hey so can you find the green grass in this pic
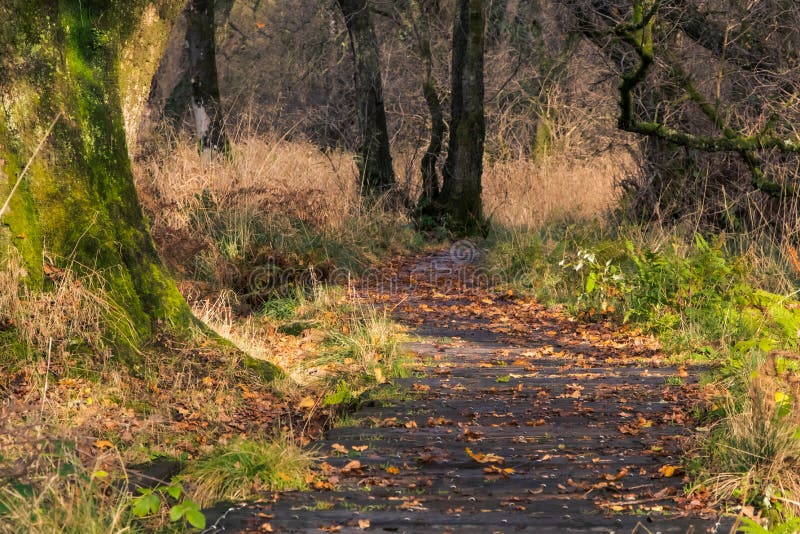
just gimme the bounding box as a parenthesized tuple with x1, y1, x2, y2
(182, 436, 313, 507)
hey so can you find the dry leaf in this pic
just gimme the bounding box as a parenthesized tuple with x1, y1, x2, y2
(658, 464, 681, 477)
(298, 396, 315, 409)
(341, 460, 362, 474)
(373, 367, 386, 384)
(465, 447, 504, 464)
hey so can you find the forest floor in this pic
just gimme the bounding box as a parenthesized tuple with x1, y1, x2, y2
(205, 247, 733, 533)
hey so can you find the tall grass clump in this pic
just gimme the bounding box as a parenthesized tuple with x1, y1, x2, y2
(701, 351, 800, 523)
(184, 435, 313, 507)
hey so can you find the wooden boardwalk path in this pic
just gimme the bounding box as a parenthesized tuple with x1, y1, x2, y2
(205, 249, 729, 533)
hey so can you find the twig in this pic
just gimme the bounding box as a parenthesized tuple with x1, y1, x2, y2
(37, 337, 53, 439)
(0, 111, 63, 220)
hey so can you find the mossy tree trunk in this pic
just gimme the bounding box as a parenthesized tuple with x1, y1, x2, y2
(0, 0, 192, 351)
(186, 0, 227, 151)
(440, 0, 486, 234)
(336, 0, 397, 196)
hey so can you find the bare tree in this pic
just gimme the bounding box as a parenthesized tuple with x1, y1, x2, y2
(567, 0, 800, 233)
(186, 0, 227, 150)
(406, 0, 446, 207)
(337, 0, 397, 196)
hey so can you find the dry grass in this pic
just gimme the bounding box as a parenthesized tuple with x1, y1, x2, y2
(0, 250, 135, 382)
(137, 135, 360, 233)
(192, 283, 407, 399)
(482, 153, 627, 227)
(0, 447, 132, 534)
(135, 133, 419, 306)
(704, 353, 800, 517)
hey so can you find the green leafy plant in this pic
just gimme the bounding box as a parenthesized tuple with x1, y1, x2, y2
(131, 482, 206, 530)
(740, 514, 800, 533)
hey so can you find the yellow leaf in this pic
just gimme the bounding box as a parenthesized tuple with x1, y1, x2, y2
(776, 391, 791, 405)
(92, 470, 109, 479)
(298, 396, 315, 409)
(658, 464, 680, 477)
(93, 439, 114, 450)
(374, 367, 386, 384)
(386, 466, 400, 475)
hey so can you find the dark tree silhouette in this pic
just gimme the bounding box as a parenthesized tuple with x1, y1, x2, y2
(440, 0, 486, 233)
(337, 0, 396, 196)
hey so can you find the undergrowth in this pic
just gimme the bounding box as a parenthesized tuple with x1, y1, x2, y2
(1, 132, 420, 530)
(486, 222, 800, 527)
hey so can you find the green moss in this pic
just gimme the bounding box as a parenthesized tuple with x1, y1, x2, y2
(0, 1, 193, 356)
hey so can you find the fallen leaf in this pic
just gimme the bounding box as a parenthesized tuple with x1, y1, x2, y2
(357, 519, 371, 529)
(298, 396, 315, 409)
(341, 460, 362, 474)
(658, 464, 681, 478)
(465, 447, 504, 464)
(373, 367, 386, 384)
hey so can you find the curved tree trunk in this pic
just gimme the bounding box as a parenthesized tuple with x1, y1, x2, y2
(0, 0, 192, 352)
(440, 0, 486, 233)
(409, 0, 445, 207)
(336, 0, 396, 196)
(186, 0, 227, 150)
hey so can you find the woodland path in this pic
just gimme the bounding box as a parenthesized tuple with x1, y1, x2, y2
(205, 247, 731, 533)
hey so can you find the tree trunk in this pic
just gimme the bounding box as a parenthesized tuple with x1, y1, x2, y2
(440, 0, 486, 233)
(409, 0, 445, 207)
(337, 0, 396, 196)
(487, 0, 507, 46)
(186, 0, 227, 150)
(0, 0, 192, 352)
